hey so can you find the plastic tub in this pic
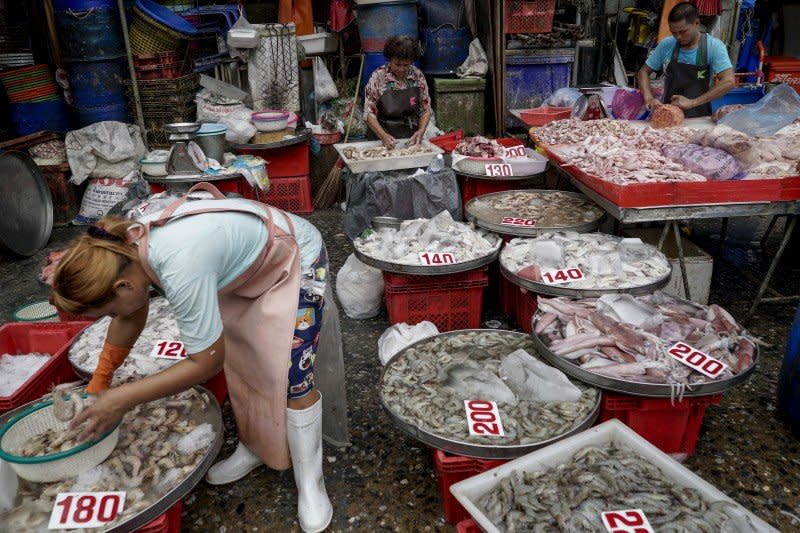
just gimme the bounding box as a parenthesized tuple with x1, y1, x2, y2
(67, 57, 128, 107)
(355, 0, 419, 52)
(420, 25, 471, 75)
(519, 106, 572, 126)
(195, 123, 227, 163)
(8, 100, 72, 135)
(140, 158, 168, 176)
(506, 149, 548, 175)
(710, 85, 766, 112)
(74, 102, 129, 127)
(54, 6, 125, 61)
(419, 0, 465, 27)
(252, 110, 290, 132)
(505, 49, 575, 112)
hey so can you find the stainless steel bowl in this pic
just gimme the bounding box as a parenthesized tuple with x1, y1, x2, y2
(164, 122, 201, 134)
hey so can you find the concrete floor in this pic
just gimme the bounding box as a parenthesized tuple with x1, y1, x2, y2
(1, 208, 798, 532)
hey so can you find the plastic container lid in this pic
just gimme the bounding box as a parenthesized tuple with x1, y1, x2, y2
(13, 301, 59, 322)
(197, 123, 227, 136)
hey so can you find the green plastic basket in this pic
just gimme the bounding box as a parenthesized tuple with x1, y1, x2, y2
(13, 301, 58, 322)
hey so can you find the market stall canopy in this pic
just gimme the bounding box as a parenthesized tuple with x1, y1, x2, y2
(0, 151, 53, 256)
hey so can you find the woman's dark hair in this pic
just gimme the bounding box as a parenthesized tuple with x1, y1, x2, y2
(668, 2, 699, 24)
(383, 35, 420, 61)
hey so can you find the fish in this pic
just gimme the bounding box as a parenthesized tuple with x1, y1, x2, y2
(381, 331, 599, 447)
(501, 232, 671, 290)
(477, 443, 748, 532)
(468, 191, 605, 229)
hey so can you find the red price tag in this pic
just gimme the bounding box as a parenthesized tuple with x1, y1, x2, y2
(485, 163, 514, 177)
(150, 340, 187, 360)
(418, 252, 456, 266)
(136, 202, 151, 215)
(541, 268, 584, 285)
(49, 492, 126, 529)
(505, 146, 527, 158)
(464, 400, 504, 437)
(667, 342, 728, 378)
(601, 509, 654, 533)
(500, 217, 537, 227)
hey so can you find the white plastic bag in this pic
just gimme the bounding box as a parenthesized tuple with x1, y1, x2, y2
(313, 57, 339, 103)
(335, 254, 384, 319)
(220, 108, 257, 144)
(457, 39, 488, 78)
(499, 349, 582, 402)
(378, 321, 439, 365)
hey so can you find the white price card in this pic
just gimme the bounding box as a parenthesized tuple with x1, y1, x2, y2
(49, 492, 126, 529)
(485, 163, 514, 177)
(136, 202, 151, 215)
(150, 340, 187, 360)
(601, 509, 655, 533)
(505, 146, 527, 158)
(464, 400, 505, 437)
(418, 252, 456, 266)
(541, 268, 585, 285)
(667, 342, 728, 378)
(500, 216, 537, 227)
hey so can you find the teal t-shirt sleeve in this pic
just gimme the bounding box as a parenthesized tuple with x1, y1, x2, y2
(163, 271, 224, 354)
(645, 37, 673, 72)
(708, 37, 733, 74)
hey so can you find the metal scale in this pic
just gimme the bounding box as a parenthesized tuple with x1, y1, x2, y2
(164, 122, 203, 175)
(571, 87, 610, 121)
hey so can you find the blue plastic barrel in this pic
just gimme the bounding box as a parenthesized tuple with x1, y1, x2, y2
(710, 85, 766, 112)
(67, 57, 127, 107)
(9, 100, 73, 135)
(505, 49, 575, 111)
(55, 7, 125, 61)
(74, 102, 129, 127)
(52, 0, 116, 9)
(419, 0, 464, 27)
(361, 53, 420, 92)
(420, 25, 471, 75)
(355, 0, 418, 53)
(778, 304, 800, 435)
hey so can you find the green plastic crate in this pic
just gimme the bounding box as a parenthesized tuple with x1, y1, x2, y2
(432, 77, 486, 136)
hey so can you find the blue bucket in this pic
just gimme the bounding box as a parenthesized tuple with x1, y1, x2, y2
(74, 102, 129, 127)
(52, 0, 116, 9)
(420, 25, 471, 75)
(419, 0, 464, 28)
(67, 57, 127, 107)
(778, 304, 800, 435)
(361, 53, 420, 92)
(9, 100, 73, 135)
(505, 49, 575, 110)
(55, 7, 125, 61)
(355, 0, 418, 53)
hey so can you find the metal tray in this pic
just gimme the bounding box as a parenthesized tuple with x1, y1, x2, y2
(465, 190, 604, 237)
(454, 167, 545, 181)
(334, 139, 444, 173)
(0, 151, 53, 256)
(144, 172, 245, 184)
(229, 127, 311, 150)
(0, 385, 223, 532)
(500, 260, 671, 298)
(379, 330, 601, 460)
(353, 236, 502, 275)
(530, 311, 759, 397)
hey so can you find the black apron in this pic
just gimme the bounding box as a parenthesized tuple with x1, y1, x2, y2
(367, 84, 421, 140)
(663, 34, 712, 118)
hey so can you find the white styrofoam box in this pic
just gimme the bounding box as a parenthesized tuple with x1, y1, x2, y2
(298, 33, 338, 55)
(450, 419, 778, 533)
(334, 140, 444, 173)
(624, 228, 713, 305)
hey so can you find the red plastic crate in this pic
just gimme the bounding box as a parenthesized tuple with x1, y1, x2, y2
(0, 321, 90, 413)
(500, 275, 519, 318)
(504, 0, 556, 34)
(433, 449, 507, 524)
(519, 106, 572, 126)
(236, 140, 310, 178)
(133, 51, 181, 67)
(430, 129, 464, 152)
(203, 368, 228, 405)
(135, 62, 190, 80)
(599, 392, 722, 455)
(495, 137, 524, 148)
(457, 519, 481, 533)
(136, 499, 183, 533)
(261, 175, 313, 215)
(148, 176, 257, 200)
(383, 269, 489, 332)
(515, 290, 539, 333)
(782, 176, 800, 200)
(765, 59, 800, 93)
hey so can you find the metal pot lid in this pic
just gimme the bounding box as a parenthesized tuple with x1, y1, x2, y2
(0, 151, 53, 256)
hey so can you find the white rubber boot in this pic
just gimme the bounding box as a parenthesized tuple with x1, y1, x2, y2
(205, 440, 263, 485)
(287, 397, 333, 533)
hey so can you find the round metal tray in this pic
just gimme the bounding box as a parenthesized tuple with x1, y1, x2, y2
(0, 151, 53, 256)
(500, 260, 671, 298)
(453, 167, 545, 181)
(465, 190, 604, 237)
(229, 127, 311, 150)
(353, 236, 502, 275)
(143, 172, 245, 184)
(0, 385, 223, 532)
(379, 329, 602, 459)
(530, 311, 760, 397)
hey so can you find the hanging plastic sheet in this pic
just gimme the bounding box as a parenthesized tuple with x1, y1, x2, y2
(719, 84, 800, 137)
(330, 0, 355, 32)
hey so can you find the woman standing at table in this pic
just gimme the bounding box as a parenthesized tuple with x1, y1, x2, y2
(363, 35, 432, 149)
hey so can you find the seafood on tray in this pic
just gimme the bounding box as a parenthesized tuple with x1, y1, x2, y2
(2, 389, 216, 533)
(69, 297, 182, 379)
(468, 191, 604, 228)
(478, 443, 747, 532)
(501, 232, 671, 290)
(532, 118, 693, 148)
(454, 136, 507, 158)
(534, 292, 758, 391)
(341, 143, 434, 161)
(354, 210, 500, 266)
(381, 331, 599, 446)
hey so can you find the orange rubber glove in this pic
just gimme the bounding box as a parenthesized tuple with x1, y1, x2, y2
(86, 342, 132, 394)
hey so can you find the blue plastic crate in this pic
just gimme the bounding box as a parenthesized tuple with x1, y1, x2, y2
(710, 85, 765, 112)
(505, 49, 574, 122)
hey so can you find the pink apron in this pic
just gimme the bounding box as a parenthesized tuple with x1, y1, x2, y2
(130, 182, 301, 470)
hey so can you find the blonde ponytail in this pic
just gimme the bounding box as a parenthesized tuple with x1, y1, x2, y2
(51, 217, 141, 315)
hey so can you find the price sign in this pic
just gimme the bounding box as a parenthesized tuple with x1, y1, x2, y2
(464, 400, 505, 437)
(418, 252, 456, 266)
(601, 509, 654, 533)
(505, 146, 527, 158)
(541, 268, 585, 285)
(150, 340, 187, 360)
(49, 492, 126, 529)
(667, 342, 727, 378)
(500, 217, 537, 227)
(136, 202, 151, 215)
(485, 163, 514, 177)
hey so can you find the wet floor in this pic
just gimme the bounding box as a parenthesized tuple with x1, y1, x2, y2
(1, 208, 798, 532)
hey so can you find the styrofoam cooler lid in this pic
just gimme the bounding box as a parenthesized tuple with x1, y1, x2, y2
(0, 152, 53, 256)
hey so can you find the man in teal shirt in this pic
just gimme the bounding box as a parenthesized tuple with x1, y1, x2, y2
(637, 2, 735, 117)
